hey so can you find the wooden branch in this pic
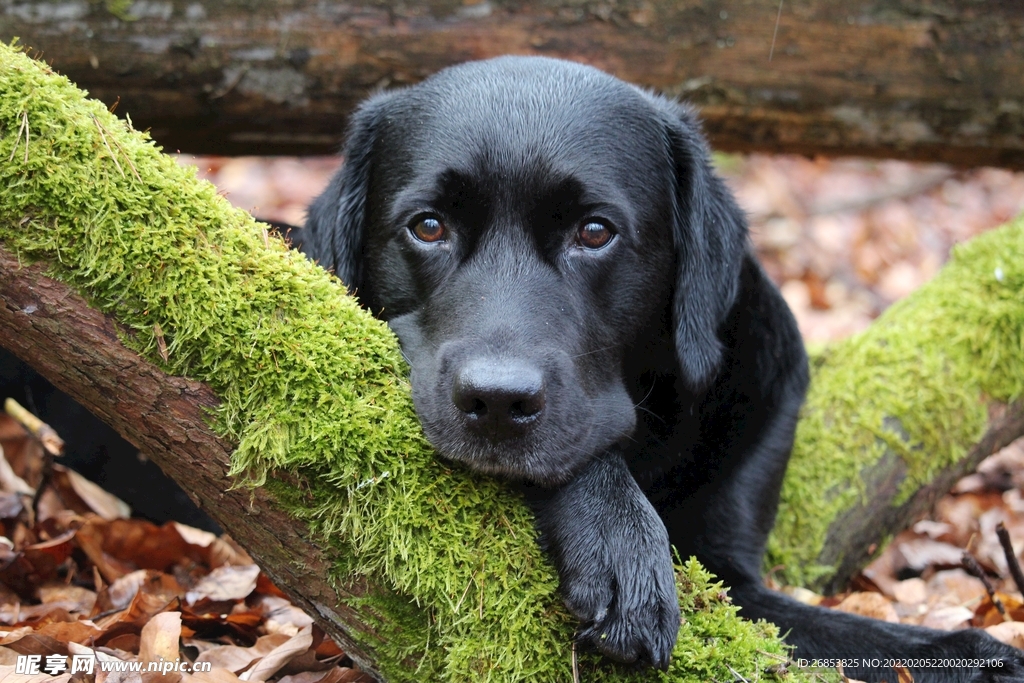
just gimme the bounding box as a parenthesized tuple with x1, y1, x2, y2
(816, 401, 1024, 595)
(0, 247, 386, 681)
(5, 0, 1023, 167)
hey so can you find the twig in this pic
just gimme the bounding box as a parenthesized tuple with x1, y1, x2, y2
(5, 397, 64, 456)
(106, 129, 141, 181)
(962, 551, 1006, 617)
(727, 663, 751, 682)
(31, 444, 54, 520)
(92, 115, 125, 178)
(768, 0, 784, 62)
(7, 111, 29, 163)
(21, 111, 28, 163)
(996, 522, 1024, 596)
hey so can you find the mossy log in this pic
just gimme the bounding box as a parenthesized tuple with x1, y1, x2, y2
(767, 219, 1024, 593)
(0, 43, 817, 683)
(2, 0, 1024, 167)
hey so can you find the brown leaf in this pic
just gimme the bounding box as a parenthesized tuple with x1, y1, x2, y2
(894, 538, 967, 573)
(139, 611, 182, 663)
(206, 536, 254, 569)
(196, 633, 291, 672)
(172, 524, 217, 549)
(890, 578, 927, 606)
(985, 621, 1024, 648)
(239, 626, 313, 682)
(0, 433, 37, 495)
(24, 529, 76, 565)
(98, 570, 184, 616)
(95, 520, 198, 573)
(833, 591, 900, 623)
(61, 467, 131, 520)
(139, 611, 183, 683)
(921, 605, 974, 630)
(76, 518, 134, 582)
(186, 565, 260, 604)
(196, 644, 265, 674)
(974, 592, 1024, 627)
(0, 665, 71, 683)
(104, 633, 142, 654)
(0, 492, 24, 518)
(182, 669, 244, 683)
(0, 631, 67, 656)
(34, 619, 104, 644)
(925, 569, 989, 606)
(254, 596, 313, 637)
(38, 583, 97, 614)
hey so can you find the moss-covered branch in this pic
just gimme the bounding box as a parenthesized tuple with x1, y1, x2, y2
(0, 43, 811, 682)
(768, 219, 1024, 592)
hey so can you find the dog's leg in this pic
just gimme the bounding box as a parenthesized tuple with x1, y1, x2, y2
(525, 451, 680, 670)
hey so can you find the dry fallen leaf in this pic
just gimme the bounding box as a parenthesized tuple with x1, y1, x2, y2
(61, 466, 131, 520)
(890, 578, 927, 605)
(196, 633, 292, 672)
(239, 626, 314, 682)
(37, 583, 97, 614)
(186, 565, 260, 605)
(0, 665, 71, 682)
(182, 669, 245, 683)
(139, 611, 182, 664)
(833, 592, 900, 623)
(921, 605, 974, 631)
(986, 621, 1024, 648)
(174, 524, 218, 549)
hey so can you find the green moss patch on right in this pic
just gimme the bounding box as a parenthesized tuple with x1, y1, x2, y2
(769, 217, 1024, 589)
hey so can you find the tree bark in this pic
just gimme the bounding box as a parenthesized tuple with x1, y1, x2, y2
(3, 0, 1022, 167)
(814, 402, 1024, 595)
(0, 248, 387, 682)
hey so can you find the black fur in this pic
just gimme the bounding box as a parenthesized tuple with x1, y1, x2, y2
(303, 56, 1024, 681)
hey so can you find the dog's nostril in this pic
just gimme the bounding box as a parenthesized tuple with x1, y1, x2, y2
(509, 397, 543, 421)
(451, 359, 546, 433)
(469, 398, 488, 417)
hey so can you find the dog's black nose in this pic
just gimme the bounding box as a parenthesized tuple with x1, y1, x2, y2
(452, 359, 545, 434)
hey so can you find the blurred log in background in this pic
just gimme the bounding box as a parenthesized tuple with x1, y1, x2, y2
(2, 0, 1023, 167)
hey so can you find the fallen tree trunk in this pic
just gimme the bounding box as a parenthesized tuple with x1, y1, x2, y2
(0, 248, 388, 679)
(0, 43, 811, 683)
(2, 0, 1023, 167)
(766, 215, 1024, 593)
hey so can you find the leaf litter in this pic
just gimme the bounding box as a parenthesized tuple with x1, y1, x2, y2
(0, 414, 371, 683)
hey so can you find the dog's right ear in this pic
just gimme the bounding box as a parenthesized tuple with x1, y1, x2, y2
(305, 92, 393, 293)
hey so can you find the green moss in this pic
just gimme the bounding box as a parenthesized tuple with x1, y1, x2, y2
(768, 216, 1024, 588)
(0, 43, 822, 681)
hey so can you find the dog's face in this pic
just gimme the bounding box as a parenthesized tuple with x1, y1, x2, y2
(306, 57, 745, 486)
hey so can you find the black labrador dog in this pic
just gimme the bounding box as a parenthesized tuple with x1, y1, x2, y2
(298, 57, 1024, 682)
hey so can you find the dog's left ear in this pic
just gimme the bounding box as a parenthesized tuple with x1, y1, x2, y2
(653, 98, 748, 390)
(305, 91, 395, 293)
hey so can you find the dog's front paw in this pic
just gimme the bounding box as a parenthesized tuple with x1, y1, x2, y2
(530, 452, 681, 669)
(559, 527, 680, 669)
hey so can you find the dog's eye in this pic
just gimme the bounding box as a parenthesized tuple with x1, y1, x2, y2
(410, 216, 447, 243)
(577, 221, 614, 250)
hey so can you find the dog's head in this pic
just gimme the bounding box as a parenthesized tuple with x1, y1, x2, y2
(306, 57, 746, 485)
